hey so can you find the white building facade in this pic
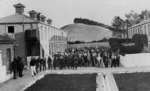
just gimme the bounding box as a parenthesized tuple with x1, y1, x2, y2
(0, 3, 67, 71)
(128, 20, 150, 51)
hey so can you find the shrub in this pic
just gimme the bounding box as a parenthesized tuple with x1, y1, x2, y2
(132, 34, 148, 47)
(109, 38, 131, 51)
(120, 43, 143, 54)
(109, 38, 120, 51)
(109, 37, 143, 54)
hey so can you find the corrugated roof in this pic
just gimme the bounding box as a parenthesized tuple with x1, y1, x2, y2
(0, 13, 38, 24)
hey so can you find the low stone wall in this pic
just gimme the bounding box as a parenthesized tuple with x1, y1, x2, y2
(120, 53, 150, 67)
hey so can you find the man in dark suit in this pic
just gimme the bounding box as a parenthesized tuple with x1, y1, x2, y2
(11, 57, 17, 79)
(16, 56, 24, 77)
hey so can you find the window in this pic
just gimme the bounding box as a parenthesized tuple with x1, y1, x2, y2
(144, 25, 147, 34)
(41, 26, 43, 40)
(140, 26, 143, 34)
(148, 24, 150, 36)
(8, 26, 14, 33)
(6, 48, 11, 73)
(138, 28, 140, 34)
(131, 29, 133, 36)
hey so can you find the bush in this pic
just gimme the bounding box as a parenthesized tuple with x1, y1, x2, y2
(132, 34, 148, 47)
(67, 41, 85, 44)
(120, 43, 143, 54)
(109, 38, 120, 51)
(109, 37, 143, 54)
(109, 38, 132, 51)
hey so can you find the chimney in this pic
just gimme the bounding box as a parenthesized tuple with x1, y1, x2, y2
(28, 10, 37, 19)
(37, 12, 41, 21)
(41, 15, 46, 22)
(47, 19, 52, 25)
(13, 3, 25, 14)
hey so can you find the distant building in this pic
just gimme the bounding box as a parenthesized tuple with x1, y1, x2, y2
(128, 19, 150, 50)
(0, 3, 67, 66)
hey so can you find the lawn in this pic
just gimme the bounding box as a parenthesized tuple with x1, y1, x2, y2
(24, 74, 97, 91)
(114, 72, 150, 91)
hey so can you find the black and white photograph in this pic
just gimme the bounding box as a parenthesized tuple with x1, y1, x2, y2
(0, 0, 150, 91)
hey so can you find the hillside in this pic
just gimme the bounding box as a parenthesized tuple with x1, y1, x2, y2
(61, 24, 112, 42)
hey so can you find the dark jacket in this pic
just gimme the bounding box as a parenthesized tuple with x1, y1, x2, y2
(30, 58, 36, 66)
(10, 58, 17, 72)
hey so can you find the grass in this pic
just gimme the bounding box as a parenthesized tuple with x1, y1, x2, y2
(24, 74, 97, 91)
(114, 72, 150, 91)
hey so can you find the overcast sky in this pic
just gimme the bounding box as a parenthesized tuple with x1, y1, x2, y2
(0, 0, 149, 28)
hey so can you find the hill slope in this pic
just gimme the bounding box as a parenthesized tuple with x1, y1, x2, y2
(61, 24, 112, 42)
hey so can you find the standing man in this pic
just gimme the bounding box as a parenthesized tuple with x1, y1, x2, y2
(111, 52, 116, 67)
(43, 58, 46, 70)
(39, 58, 43, 71)
(96, 53, 101, 68)
(47, 56, 52, 69)
(36, 57, 40, 74)
(30, 57, 36, 77)
(11, 57, 17, 79)
(18, 56, 24, 77)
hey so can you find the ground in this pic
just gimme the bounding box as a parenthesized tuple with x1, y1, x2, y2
(24, 74, 96, 91)
(114, 72, 150, 91)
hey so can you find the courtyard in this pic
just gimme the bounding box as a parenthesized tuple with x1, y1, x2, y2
(1, 67, 150, 91)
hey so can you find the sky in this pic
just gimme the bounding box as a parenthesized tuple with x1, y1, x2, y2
(0, 0, 149, 28)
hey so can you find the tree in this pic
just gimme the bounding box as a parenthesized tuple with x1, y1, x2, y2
(111, 16, 126, 38)
(125, 10, 140, 26)
(112, 16, 126, 30)
(139, 10, 150, 21)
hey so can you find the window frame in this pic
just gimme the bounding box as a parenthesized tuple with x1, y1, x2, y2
(7, 26, 15, 33)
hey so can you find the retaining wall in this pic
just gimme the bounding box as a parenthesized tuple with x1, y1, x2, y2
(120, 53, 150, 67)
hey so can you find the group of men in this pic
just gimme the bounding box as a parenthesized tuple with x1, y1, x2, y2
(29, 57, 49, 77)
(11, 56, 24, 79)
(11, 46, 121, 78)
(51, 46, 121, 70)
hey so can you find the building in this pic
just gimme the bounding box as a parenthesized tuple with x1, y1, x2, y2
(0, 35, 14, 83)
(0, 3, 67, 66)
(128, 19, 150, 50)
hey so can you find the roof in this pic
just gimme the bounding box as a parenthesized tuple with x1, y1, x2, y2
(13, 3, 25, 8)
(129, 19, 150, 29)
(0, 13, 38, 24)
(28, 10, 37, 14)
(0, 35, 15, 44)
(0, 13, 64, 31)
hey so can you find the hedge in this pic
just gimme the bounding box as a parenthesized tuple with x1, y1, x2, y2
(109, 38, 132, 51)
(109, 34, 148, 54)
(120, 43, 143, 54)
(132, 34, 148, 47)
